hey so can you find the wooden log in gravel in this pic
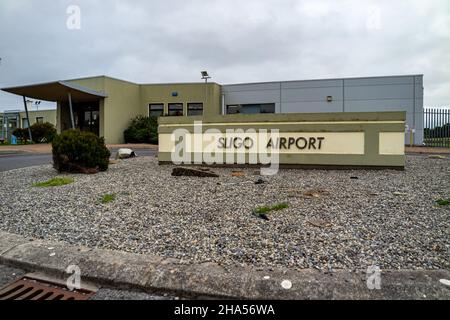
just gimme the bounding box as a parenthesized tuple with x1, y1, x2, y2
(171, 167, 219, 178)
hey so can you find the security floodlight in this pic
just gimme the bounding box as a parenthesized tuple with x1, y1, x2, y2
(201, 71, 211, 79)
(201, 71, 211, 109)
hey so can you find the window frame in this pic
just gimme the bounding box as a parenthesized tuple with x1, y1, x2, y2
(226, 103, 275, 114)
(187, 102, 203, 116)
(168, 103, 184, 116)
(22, 118, 30, 128)
(149, 103, 164, 117)
(35, 117, 44, 124)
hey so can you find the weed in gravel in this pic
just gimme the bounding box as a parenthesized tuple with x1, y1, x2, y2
(254, 202, 289, 214)
(101, 193, 116, 204)
(436, 198, 450, 206)
(33, 177, 74, 187)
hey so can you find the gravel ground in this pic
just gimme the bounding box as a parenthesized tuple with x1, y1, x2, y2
(0, 155, 449, 272)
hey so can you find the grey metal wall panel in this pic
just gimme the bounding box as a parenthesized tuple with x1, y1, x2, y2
(345, 84, 414, 100)
(414, 75, 423, 85)
(344, 99, 413, 112)
(222, 82, 280, 93)
(282, 101, 343, 113)
(281, 87, 343, 103)
(281, 79, 342, 89)
(223, 89, 280, 106)
(344, 76, 414, 86)
(222, 75, 424, 145)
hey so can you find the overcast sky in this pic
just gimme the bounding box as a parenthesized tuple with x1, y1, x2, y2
(0, 0, 449, 111)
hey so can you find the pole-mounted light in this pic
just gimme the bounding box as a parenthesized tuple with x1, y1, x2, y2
(201, 71, 211, 112)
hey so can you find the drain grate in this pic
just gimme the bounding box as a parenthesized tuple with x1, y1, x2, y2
(0, 277, 95, 300)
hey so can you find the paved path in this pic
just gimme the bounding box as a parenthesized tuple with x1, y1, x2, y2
(0, 149, 157, 172)
(0, 143, 157, 154)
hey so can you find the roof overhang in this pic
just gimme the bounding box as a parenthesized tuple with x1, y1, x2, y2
(1, 81, 107, 102)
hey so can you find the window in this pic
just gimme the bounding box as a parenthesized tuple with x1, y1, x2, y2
(187, 103, 203, 116)
(260, 104, 276, 113)
(36, 117, 44, 124)
(168, 103, 183, 116)
(22, 118, 29, 128)
(149, 104, 164, 117)
(226, 103, 275, 114)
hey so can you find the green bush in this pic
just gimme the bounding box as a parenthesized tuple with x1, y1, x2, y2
(124, 116, 158, 144)
(52, 129, 111, 173)
(12, 128, 30, 143)
(31, 122, 56, 143)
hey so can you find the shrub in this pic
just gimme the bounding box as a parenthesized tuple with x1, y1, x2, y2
(124, 116, 158, 144)
(12, 128, 30, 144)
(52, 129, 111, 173)
(31, 122, 57, 143)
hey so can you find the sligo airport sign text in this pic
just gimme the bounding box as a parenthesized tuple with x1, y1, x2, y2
(218, 136, 325, 151)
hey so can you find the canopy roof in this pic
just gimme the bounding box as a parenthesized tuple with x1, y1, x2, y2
(1, 81, 107, 102)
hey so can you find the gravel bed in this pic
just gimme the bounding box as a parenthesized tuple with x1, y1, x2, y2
(0, 155, 449, 271)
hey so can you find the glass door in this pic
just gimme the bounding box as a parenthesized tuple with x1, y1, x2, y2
(82, 110, 99, 135)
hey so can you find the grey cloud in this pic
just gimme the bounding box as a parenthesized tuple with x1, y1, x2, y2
(0, 0, 449, 110)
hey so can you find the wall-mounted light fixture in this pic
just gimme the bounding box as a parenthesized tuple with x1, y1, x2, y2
(327, 96, 333, 102)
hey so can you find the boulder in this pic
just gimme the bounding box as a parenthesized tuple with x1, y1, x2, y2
(171, 167, 219, 178)
(116, 148, 137, 159)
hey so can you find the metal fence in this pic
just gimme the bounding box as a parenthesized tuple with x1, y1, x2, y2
(423, 108, 450, 148)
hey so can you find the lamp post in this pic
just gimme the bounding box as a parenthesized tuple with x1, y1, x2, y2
(201, 71, 211, 111)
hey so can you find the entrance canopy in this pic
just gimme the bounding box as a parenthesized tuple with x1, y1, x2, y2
(1, 81, 107, 102)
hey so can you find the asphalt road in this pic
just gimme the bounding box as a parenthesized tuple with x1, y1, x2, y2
(0, 149, 156, 172)
(0, 264, 177, 300)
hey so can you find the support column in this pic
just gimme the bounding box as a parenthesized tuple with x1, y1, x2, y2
(68, 92, 75, 129)
(22, 96, 33, 142)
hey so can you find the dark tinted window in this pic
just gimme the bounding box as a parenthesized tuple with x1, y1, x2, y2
(149, 104, 164, 117)
(168, 103, 183, 116)
(187, 103, 203, 116)
(260, 104, 275, 113)
(226, 103, 275, 114)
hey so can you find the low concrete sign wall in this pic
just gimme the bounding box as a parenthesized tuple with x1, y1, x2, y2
(158, 112, 405, 169)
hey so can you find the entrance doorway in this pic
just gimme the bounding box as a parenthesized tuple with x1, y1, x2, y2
(72, 102, 100, 136)
(81, 109, 99, 135)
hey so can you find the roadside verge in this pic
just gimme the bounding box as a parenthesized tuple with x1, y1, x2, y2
(0, 231, 448, 299)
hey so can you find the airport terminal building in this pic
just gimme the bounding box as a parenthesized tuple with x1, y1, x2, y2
(1, 74, 423, 145)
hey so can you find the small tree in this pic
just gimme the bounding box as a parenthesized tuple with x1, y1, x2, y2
(124, 116, 158, 144)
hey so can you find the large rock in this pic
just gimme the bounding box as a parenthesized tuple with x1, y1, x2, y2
(171, 167, 219, 178)
(116, 148, 137, 159)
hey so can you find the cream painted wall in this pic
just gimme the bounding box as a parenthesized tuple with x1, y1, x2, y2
(58, 77, 222, 143)
(66, 76, 106, 92)
(379, 132, 405, 155)
(139, 83, 221, 118)
(18, 109, 57, 128)
(65, 76, 141, 144)
(159, 132, 366, 155)
(103, 77, 141, 144)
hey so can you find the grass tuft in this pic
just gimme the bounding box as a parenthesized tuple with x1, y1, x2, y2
(254, 202, 289, 214)
(33, 177, 74, 188)
(436, 198, 450, 206)
(100, 193, 116, 204)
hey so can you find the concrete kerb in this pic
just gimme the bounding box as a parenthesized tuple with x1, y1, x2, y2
(0, 231, 449, 299)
